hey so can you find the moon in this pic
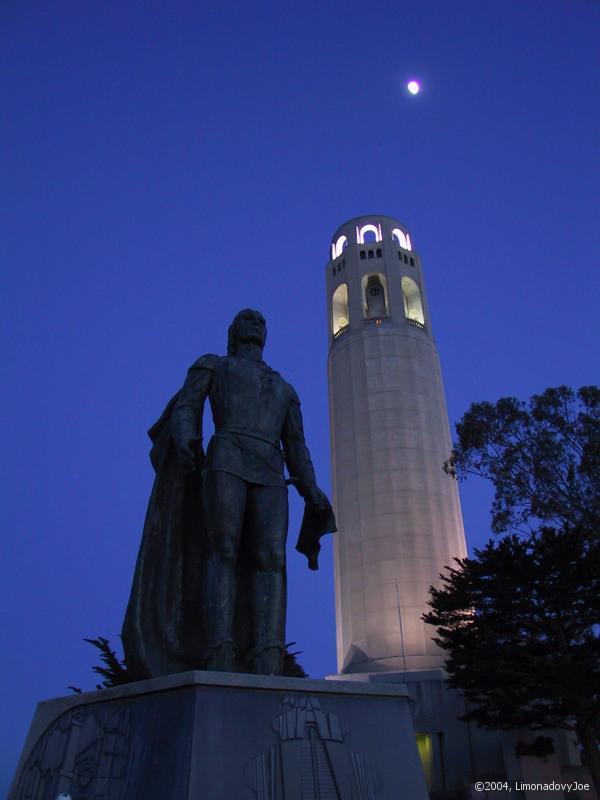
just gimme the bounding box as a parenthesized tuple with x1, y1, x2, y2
(407, 80, 420, 95)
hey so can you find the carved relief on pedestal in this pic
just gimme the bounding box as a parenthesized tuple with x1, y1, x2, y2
(14, 705, 131, 800)
(247, 694, 380, 800)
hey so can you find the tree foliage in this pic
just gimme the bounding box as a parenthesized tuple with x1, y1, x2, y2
(281, 642, 309, 678)
(424, 528, 599, 731)
(71, 637, 308, 692)
(444, 385, 599, 535)
(85, 637, 132, 689)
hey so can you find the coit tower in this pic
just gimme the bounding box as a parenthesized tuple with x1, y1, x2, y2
(326, 215, 467, 674)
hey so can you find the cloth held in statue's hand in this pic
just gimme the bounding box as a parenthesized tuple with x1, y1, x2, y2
(296, 504, 337, 571)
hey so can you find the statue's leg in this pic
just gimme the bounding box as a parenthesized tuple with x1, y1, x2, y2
(246, 485, 288, 675)
(202, 469, 247, 670)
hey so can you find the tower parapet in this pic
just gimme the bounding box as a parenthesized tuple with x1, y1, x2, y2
(327, 215, 428, 345)
(326, 215, 467, 674)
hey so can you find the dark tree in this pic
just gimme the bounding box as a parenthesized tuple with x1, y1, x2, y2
(85, 637, 132, 689)
(282, 642, 308, 678)
(424, 528, 600, 792)
(73, 637, 307, 691)
(427, 385, 600, 793)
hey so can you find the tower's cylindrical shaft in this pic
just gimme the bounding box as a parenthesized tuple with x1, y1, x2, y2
(326, 216, 467, 674)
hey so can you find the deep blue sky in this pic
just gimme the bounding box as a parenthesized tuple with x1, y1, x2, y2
(2, 1, 599, 791)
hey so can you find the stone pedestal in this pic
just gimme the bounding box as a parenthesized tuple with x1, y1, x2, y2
(10, 671, 429, 799)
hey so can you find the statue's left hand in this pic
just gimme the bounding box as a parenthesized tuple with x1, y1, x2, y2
(176, 437, 204, 472)
(305, 487, 331, 514)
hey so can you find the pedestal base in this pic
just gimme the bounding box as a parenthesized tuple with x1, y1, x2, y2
(10, 671, 428, 799)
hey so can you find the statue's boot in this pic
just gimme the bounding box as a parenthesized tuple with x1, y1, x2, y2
(201, 553, 240, 671)
(250, 569, 286, 675)
(204, 641, 237, 672)
(252, 643, 284, 676)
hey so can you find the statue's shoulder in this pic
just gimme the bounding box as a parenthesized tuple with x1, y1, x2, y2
(188, 353, 220, 372)
(282, 377, 301, 405)
(262, 363, 297, 400)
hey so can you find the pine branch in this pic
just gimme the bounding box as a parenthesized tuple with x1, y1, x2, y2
(84, 636, 133, 688)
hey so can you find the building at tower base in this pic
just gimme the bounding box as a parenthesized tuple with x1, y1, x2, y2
(337, 670, 593, 800)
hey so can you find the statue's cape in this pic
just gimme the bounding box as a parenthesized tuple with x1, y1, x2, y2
(122, 392, 206, 680)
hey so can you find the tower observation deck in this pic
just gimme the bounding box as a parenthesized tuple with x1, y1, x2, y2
(326, 215, 467, 674)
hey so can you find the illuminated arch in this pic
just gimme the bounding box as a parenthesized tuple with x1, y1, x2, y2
(402, 276, 425, 325)
(392, 228, 407, 249)
(356, 223, 382, 244)
(331, 234, 348, 260)
(332, 283, 349, 335)
(361, 273, 389, 318)
(392, 228, 412, 251)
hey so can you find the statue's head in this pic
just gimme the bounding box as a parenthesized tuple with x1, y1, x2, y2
(227, 309, 267, 355)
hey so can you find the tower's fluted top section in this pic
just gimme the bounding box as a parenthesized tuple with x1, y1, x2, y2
(329, 215, 413, 261)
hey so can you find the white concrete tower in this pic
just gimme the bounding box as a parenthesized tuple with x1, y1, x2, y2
(326, 215, 467, 674)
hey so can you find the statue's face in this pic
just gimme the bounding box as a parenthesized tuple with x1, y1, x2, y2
(232, 309, 267, 348)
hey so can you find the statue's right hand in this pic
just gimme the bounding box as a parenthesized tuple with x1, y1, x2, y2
(177, 439, 198, 471)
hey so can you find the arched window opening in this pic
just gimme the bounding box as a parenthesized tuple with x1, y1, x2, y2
(402, 276, 425, 325)
(356, 223, 382, 244)
(332, 283, 350, 336)
(392, 227, 412, 251)
(361, 273, 389, 319)
(331, 234, 348, 260)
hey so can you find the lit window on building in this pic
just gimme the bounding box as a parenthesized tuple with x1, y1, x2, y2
(361, 273, 389, 318)
(331, 283, 349, 335)
(402, 276, 425, 325)
(416, 733, 434, 789)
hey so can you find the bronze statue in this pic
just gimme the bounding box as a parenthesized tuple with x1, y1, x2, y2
(122, 310, 336, 678)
